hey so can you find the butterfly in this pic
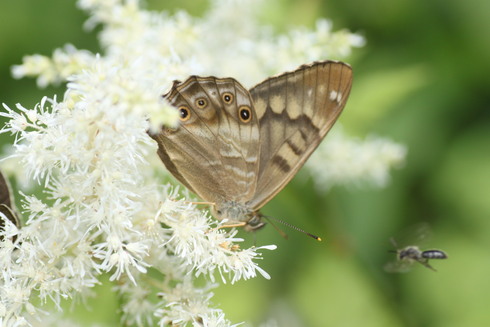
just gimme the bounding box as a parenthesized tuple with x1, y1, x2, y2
(150, 61, 353, 235)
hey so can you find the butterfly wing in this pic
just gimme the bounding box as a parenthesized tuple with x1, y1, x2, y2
(248, 61, 353, 209)
(150, 76, 260, 205)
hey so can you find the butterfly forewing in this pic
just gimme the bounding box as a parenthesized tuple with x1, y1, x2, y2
(154, 78, 229, 198)
(152, 76, 260, 205)
(213, 78, 260, 201)
(248, 61, 353, 209)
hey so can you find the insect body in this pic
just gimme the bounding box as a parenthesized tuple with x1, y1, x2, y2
(394, 244, 447, 271)
(385, 236, 448, 272)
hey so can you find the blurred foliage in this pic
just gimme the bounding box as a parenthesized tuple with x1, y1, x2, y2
(1, 0, 489, 326)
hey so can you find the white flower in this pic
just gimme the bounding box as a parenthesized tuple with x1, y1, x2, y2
(306, 127, 407, 191)
(117, 279, 158, 327)
(11, 44, 94, 88)
(155, 277, 241, 327)
(156, 198, 276, 284)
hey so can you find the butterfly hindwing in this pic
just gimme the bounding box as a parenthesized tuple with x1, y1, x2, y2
(248, 61, 353, 209)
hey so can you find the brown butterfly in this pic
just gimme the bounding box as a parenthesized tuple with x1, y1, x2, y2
(150, 61, 353, 234)
(0, 171, 21, 242)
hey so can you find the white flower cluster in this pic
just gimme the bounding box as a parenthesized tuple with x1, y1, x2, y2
(0, 0, 397, 326)
(306, 127, 407, 191)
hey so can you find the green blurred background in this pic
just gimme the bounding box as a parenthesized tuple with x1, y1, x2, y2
(1, 0, 489, 326)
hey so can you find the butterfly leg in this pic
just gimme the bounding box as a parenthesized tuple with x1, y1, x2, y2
(211, 222, 247, 230)
(184, 201, 216, 206)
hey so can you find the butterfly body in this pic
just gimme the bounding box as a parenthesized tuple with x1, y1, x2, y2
(212, 201, 264, 231)
(151, 61, 353, 230)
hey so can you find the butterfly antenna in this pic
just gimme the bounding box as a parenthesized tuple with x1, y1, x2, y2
(263, 215, 322, 241)
(263, 216, 289, 240)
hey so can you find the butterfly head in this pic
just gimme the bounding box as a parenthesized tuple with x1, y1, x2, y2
(243, 213, 266, 232)
(212, 201, 266, 232)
